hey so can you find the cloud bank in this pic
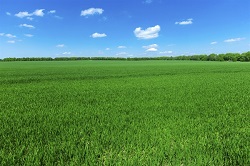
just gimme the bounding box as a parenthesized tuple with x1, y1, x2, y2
(143, 44, 158, 52)
(15, 9, 45, 18)
(175, 18, 193, 25)
(224, 38, 245, 42)
(134, 25, 160, 39)
(19, 24, 35, 29)
(81, 8, 104, 17)
(91, 33, 107, 38)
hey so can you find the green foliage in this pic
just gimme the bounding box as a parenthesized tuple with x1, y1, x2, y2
(1, 51, 250, 62)
(0, 61, 249, 165)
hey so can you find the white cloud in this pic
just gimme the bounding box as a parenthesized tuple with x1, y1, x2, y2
(15, 11, 32, 18)
(19, 24, 35, 29)
(146, 48, 157, 52)
(24, 34, 33, 37)
(48, 10, 56, 14)
(5, 34, 16, 38)
(56, 44, 65, 48)
(91, 32, 107, 38)
(175, 18, 193, 25)
(27, 17, 34, 21)
(224, 38, 245, 43)
(62, 52, 71, 55)
(6, 12, 11, 16)
(118, 46, 126, 49)
(143, 44, 158, 49)
(15, 9, 45, 18)
(47, 10, 63, 19)
(210, 41, 218, 45)
(116, 52, 128, 56)
(105, 48, 111, 51)
(0, 33, 17, 38)
(7, 40, 15, 44)
(143, 44, 158, 52)
(33, 9, 45, 17)
(160, 51, 173, 54)
(81, 8, 104, 17)
(134, 25, 160, 39)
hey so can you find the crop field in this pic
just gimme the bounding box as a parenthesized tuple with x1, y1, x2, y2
(0, 60, 249, 165)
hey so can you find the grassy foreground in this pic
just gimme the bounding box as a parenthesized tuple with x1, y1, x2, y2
(0, 60, 249, 165)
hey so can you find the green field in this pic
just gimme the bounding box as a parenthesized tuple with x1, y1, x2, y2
(0, 60, 249, 165)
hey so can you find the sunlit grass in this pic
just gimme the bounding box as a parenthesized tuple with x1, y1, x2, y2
(0, 61, 249, 165)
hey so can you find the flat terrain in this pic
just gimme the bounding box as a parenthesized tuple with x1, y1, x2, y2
(0, 60, 249, 165)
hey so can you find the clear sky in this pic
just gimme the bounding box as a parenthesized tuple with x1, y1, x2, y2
(0, 0, 250, 58)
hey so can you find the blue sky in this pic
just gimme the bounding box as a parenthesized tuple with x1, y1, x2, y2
(0, 0, 250, 58)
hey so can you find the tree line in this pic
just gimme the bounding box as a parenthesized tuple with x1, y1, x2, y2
(1, 51, 250, 62)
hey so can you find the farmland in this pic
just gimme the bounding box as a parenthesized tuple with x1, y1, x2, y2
(0, 60, 249, 165)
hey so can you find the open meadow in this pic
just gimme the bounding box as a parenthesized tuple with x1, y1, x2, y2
(0, 60, 249, 165)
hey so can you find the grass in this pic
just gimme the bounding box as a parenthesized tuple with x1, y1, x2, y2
(0, 60, 249, 165)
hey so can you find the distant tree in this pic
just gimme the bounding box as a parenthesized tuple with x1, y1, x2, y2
(216, 54, 224, 61)
(225, 53, 235, 62)
(1, 51, 250, 62)
(243, 51, 250, 62)
(3, 57, 16, 61)
(208, 54, 217, 61)
(200, 55, 208, 61)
